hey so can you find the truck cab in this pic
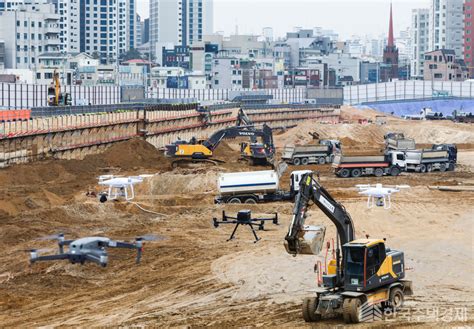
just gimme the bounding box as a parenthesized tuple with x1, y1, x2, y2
(290, 170, 313, 195)
(386, 151, 407, 169)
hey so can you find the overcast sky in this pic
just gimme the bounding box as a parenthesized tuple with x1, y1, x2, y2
(137, 0, 430, 39)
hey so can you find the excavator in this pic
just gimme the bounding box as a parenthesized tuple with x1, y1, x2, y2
(165, 109, 275, 167)
(47, 69, 71, 106)
(284, 172, 412, 323)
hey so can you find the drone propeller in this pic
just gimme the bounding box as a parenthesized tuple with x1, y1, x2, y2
(21, 248, 54, 253)
(37, 233, 65, 241)
(135, 234, 162, 241)
(395, 185, 410, 189)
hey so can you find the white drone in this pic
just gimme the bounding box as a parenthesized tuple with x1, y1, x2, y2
(98, 174, 153, 202)
(356, 183, 410, 209)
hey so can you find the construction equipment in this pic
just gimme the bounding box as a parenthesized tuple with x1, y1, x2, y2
(214, 169, 311, 204)
(213, 210, 278, 243)
(165, 124, 275, 167)
(47, 69, 71, 106)
(384, 132, 415, 150)
(332, 151, 406, 178)
(282, 140, 341, 166)
(285, 172, 412, 323)
(404, 148, 452, 173)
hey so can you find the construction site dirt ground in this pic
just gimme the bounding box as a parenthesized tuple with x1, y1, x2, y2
(0, 110, 473, 327)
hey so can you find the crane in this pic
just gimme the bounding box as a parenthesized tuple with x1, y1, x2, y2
(284, 172, 412, 323)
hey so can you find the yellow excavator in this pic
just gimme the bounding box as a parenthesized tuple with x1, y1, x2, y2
(285, 172, 413, 323)
(47, 69, 71, 106)
(165, 109, 275, 167)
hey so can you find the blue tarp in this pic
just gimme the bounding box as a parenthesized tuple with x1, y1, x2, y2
(356, 99, 474, 117)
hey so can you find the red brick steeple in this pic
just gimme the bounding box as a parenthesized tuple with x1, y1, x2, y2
(383, 3, 399, 81)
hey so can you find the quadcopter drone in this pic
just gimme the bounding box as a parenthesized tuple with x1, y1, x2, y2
(25, 233, 159, 267)
(98, 174, 152, 202)
(356, 183, 410, 209)
(213, 210, 279, 243)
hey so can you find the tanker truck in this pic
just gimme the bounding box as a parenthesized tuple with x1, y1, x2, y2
(214, 169, 311, 204)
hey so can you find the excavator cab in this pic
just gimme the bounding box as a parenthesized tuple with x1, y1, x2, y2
(341, 239, 405, 293)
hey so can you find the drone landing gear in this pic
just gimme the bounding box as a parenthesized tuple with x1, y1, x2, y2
(213, 210, 278, 243)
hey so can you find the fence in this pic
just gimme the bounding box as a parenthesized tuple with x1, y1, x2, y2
(344, 80, 474, 105)
(147, 87, 307, 103)
(0, 83, 121, 109)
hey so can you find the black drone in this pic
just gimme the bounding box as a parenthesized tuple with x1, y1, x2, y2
(213, 210, 278, 243)
(25, 233, 159, 267)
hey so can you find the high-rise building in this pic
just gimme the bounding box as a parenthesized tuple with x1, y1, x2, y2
(411, 8, 430, 78)
(149, 0, 213, 57)
(464, 0, 473, 77)
(55, 0, 136, 64)
(429, 0, 464, 57)
(383, 3, 399, 80)
(136, 13, 142, 47)
(0, 1, 61, 69)
(141, 18, 149, 44)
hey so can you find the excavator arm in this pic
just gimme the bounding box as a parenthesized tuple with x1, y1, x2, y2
(285, 172, 355, 255)
(202, 126, 263, 151)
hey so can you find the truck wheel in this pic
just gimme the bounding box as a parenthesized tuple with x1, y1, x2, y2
(448, 163, 456, 171)
(439, 163, 447, 172)
(374, 168, 384, 177)
(228, 198, 241, 204)
(419, 164, 427, 173)
(302, 296, 321, 322)
(342, 298, 353, 323)
(301, 157, 309, 165)
(389, 287, 404, 311)
(244, 198, 257, 204)
(293, 158, 301, 166)
(390, 167, 401, 176)
(351, 168, 362, 178)
(426, 164, 433, 172)
(349, 298, 362, 323)
(339, 169, 351, 178)
(318, 157, 326, 165)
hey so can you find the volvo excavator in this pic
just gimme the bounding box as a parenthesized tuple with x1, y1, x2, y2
(285, 172, 412, 323)
(165, 109, 275, 167)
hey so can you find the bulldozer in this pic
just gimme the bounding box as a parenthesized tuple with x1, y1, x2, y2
(47, 69, 71, 106)
(285, 172, 413, 323)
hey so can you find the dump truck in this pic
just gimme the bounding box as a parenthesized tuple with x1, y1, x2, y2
(384, 133, 415, 150)
(332, 151, 406, 178)
(214, 169, 311, 204)
(282, 140, 341, 165)
(404, 148, 452, 172)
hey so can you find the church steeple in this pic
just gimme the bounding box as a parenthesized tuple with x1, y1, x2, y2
(388, 3, 394, 48)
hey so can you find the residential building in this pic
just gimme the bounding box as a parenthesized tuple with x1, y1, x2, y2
(0, 40, 5, 70)
(203, 34, 272, 59)
(149, 0, 214, 56)
(423, 48, 468, 81)
(36, 52, 74, 85)
(136, 14, 142, 47)
(141, 18, 149, 44)
(383, 3, 399, 81)
(211, 55, 242, 89)
(55, 0, 136, 64)
(411, 8, 430, 78)
(429, 0, 464, 57)
(464, 0, 473, 77)
(319, 53, 360, 84)
(285, 29, 334, 67)
(0, 2, 61, 69)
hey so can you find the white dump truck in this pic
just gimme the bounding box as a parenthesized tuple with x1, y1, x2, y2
(404, 149, 451, 172)
(214, 169, 311, 204)
(384, 133, 416, 150)
(332, 151, 407, 178)
(282, 140, 341, 165)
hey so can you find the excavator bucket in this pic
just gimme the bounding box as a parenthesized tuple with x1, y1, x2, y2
(285, 225, 326, 255)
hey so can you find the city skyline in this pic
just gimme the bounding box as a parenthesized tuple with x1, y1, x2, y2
(137, 0, 430, 39)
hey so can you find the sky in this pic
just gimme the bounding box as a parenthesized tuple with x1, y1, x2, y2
(136, 0, 430, 39)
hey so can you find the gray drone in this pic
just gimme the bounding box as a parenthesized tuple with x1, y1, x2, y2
(25, 233, 158, 267)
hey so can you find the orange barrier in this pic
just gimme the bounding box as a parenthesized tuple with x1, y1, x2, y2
(0, 109, 31, 121)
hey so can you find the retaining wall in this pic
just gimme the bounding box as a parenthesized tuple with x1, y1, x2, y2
(0, 106, 340, 167)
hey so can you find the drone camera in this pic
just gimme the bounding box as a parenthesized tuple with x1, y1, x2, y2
(99, 193, 108, 203)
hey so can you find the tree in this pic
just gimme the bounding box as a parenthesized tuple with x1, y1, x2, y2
(119, 48, 143, 62)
